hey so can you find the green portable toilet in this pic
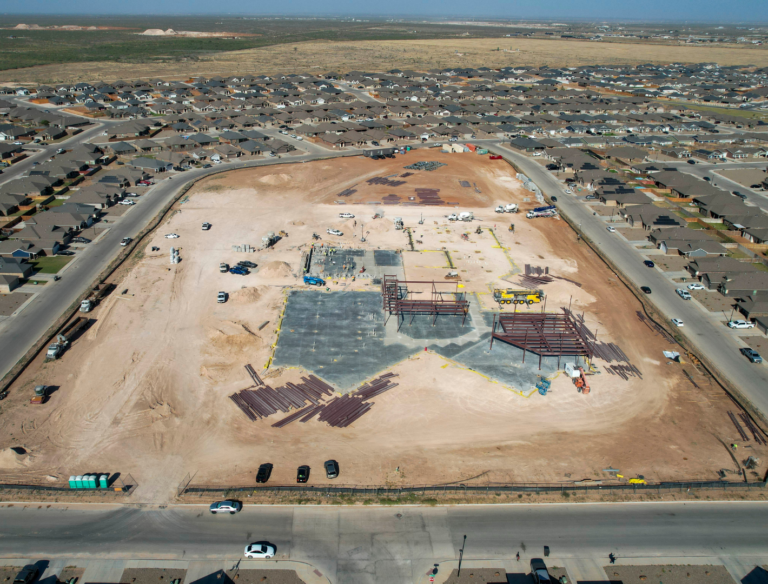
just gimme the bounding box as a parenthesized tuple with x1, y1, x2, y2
(99, 474, 108, 489)
(69, 476, 77, 489)
(74, 475, 84, 489)
(87, 475, 97, 489)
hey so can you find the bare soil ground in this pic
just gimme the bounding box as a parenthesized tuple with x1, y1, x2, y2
(0, 152, 762, 505)
(690, 290, 737, 314)
(716, 168, 768, 189)
(652, 255, 690, 272)
(121, 568, 187, 584)
(2, 38, 766, 84)
(607, 565, 735, 584)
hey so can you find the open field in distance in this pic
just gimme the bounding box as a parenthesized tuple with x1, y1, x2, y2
(2, 37, 767, 84)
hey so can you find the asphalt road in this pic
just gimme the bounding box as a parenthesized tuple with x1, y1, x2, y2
(664, 160, 768, 211)
(487, 144, 768, 420)
(0, 502, 766, 584)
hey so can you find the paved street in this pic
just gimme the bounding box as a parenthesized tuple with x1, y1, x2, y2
(0, 502, 767, 584)
(485, 144, 768, 420)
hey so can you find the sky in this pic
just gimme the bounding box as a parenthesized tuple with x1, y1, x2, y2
(2, 0, 768, 22)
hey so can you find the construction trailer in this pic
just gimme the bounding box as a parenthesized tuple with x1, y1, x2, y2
(381, 275, 470, 331)
(493, 288, 544, 306)
(364, 147, 397, 158)
(490, 311, 593, 370)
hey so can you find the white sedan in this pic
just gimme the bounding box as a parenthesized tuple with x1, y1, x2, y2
(339, 212, 355, 219)
(606, 226, 616, 233)
(118, 200, 136, 206)
(165, 233, 180, 239)
(244, 543, 276, 559)
(671, 318, 684, 327)
(327, 228, 343, 236)
(687, 283, 705, 290)
(728, 320, 755, 329)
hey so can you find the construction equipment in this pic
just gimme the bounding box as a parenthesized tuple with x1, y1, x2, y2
(497, 204, 519, 213)
(475, 226, 482, 234)
(458, 211, 474, 222)
(393, 217, 404, 230)
(445, 271, 460, 280)
(279, 230, 288, 238)
(261, 232, 278, 249)
(536, 378, 551, 396)
(526, 205, 557, 219)
(312, 232, 321, 240)
(509, 223, 515, 233)
(573, 367, 590, 395)
(493, 288, 544, 306)
(373, 213, 382, 220)
(46, 316, 88, 360)
(30, 385, 48, 405)
(303, 275, 325, 286)
(80, 283, 111, 312)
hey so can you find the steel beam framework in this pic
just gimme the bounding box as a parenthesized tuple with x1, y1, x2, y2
(381, 275, 469, 331)
(490, 311, 593, 370)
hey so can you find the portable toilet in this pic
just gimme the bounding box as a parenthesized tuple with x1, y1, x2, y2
(69, 476, 77, 489)
(99, 474, 108, 489)
(74, 475, 84, 489)
(87, 475, 97, 489)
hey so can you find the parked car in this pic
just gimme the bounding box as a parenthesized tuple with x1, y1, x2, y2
(740, 347, 763, 363)
(530, 559, 552, 584)
(125, 192, 140, 197)
(676, 288, 692, 300)
(13, 566, 39, 584)
(118, 200, 136, 206)
(606, 226, 616, 233)
(371, 141, 380, 146)
(641, 286, 652, 294)
(202, 222, 212, 230)
(138, 180, 153, 186)
(203, 164, 212, 168)
(71, 237, 91, 244)
(327, 228, 343, 236)
(728, 320, 755, 329)
(209, 500, 242, 514)
(733, 191, 747, 200)
(671, 318, 684, 327)
(703, 176, 710, 181)
(57, 250, 76, 256)
(120, 237, 132, 246)
(165, 233, 180, 239)
(297, 465, 310, 483)
(643, 260, 655, 268)
(230, 266, 249, 275)
(256, 463, 273, 483)
(238, 260, 258, 269)
(687, 283, 705, 290)
(585, 194, 598, 200)
(244, 543, 276, 559)
(750, 184, 763, 190)
(220, 263, 229, 273)
(217, 291, 227, 303)
(687, 159, 696, 165)
(325, 459, 339, 479)
(551, 196, 558, 202)
(339, 212, 355, 219)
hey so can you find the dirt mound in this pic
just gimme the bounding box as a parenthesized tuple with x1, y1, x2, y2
(259, 261, 292, 278)
(207, 327, 261, 352)
(289, 220, 305, 226)
(257, 174, 290, 186)
(229, 286, 265, 305)
(0, 448, 28, 469)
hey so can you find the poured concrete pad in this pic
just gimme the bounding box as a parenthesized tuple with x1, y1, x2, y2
(273, 291, 569, 392)
(308, 247, 404, 281)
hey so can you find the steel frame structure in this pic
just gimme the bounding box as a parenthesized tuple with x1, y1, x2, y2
(490, 311, 593, 370)
(381, 275, 469, 331)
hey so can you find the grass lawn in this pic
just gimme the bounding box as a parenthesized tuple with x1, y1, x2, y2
(687, 222, 706, 230)
(682, 103, 768, 121)
(30, 256, 72, 274)
(45, 198, 66, 207)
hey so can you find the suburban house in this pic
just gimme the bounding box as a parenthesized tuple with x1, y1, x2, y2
(0, 239, 42, 260)
(719, 272, 768, 299)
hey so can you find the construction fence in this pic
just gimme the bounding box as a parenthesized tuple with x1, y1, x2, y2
(0, 474, 138, 497)
(179, 479, 767, 498)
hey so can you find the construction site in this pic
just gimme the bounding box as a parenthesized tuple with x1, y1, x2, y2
(0, 150, 764, 503)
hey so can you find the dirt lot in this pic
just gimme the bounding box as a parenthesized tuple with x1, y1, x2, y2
(2, 37, 767, 84)
(716, 168, 768, 189)
(606, 565, 735, 584)
(651, 255, 690, 272)
(122, 568, 187, 584)
(690, 289, 738, 314)
(0, 151, 762, 504)
(0, 293, 33, 316)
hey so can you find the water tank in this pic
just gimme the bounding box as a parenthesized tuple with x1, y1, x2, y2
(74, 475, 84, 489)
(69, 476, 77, 489)
(99, 474, 108, 489)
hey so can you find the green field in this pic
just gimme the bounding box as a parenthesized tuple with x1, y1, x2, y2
(29, 255, 72, 274)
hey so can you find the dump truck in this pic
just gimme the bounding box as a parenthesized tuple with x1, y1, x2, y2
(493, 288, 544, 305)
(46, 316, 88, 360)
(80, 283, 111, 313)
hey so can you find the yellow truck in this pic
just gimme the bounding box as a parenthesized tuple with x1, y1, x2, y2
(493, 288, 544, 306)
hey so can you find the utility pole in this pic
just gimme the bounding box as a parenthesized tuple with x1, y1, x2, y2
(457, 535, 467, 576)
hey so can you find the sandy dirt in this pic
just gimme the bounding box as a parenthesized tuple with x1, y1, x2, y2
(2, 37, 766, 84)
(0, 152, 762, 504)
(607, 565, 735, 584)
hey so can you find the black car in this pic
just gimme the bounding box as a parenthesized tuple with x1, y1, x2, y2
(687, 159, 696, 165)
(238, 260, 258, 269)
(13, 566, 39, 584)
(641, 286, 652, 294)
(324, 459, 339, 479)
(371, 141, 380, 146)
(703, 176, 710, 181)
(297, 465, 310, 483)
(750, 184, 762, 189)
(203, 164, 212, 168)
(733, 191, 747, 200)
(551, 196, 558, 202)
(530, 558, 551, 583)
(71, 237, 91, 244)
(644, 260, 655, 268)
(256, 463, 273, 483)
(58, 250, 76, 256)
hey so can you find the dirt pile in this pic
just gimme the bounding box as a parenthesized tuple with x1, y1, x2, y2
(259, 261, 293, 278)
(230, 286, 265, 305)
(0, 448, 29, 468)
